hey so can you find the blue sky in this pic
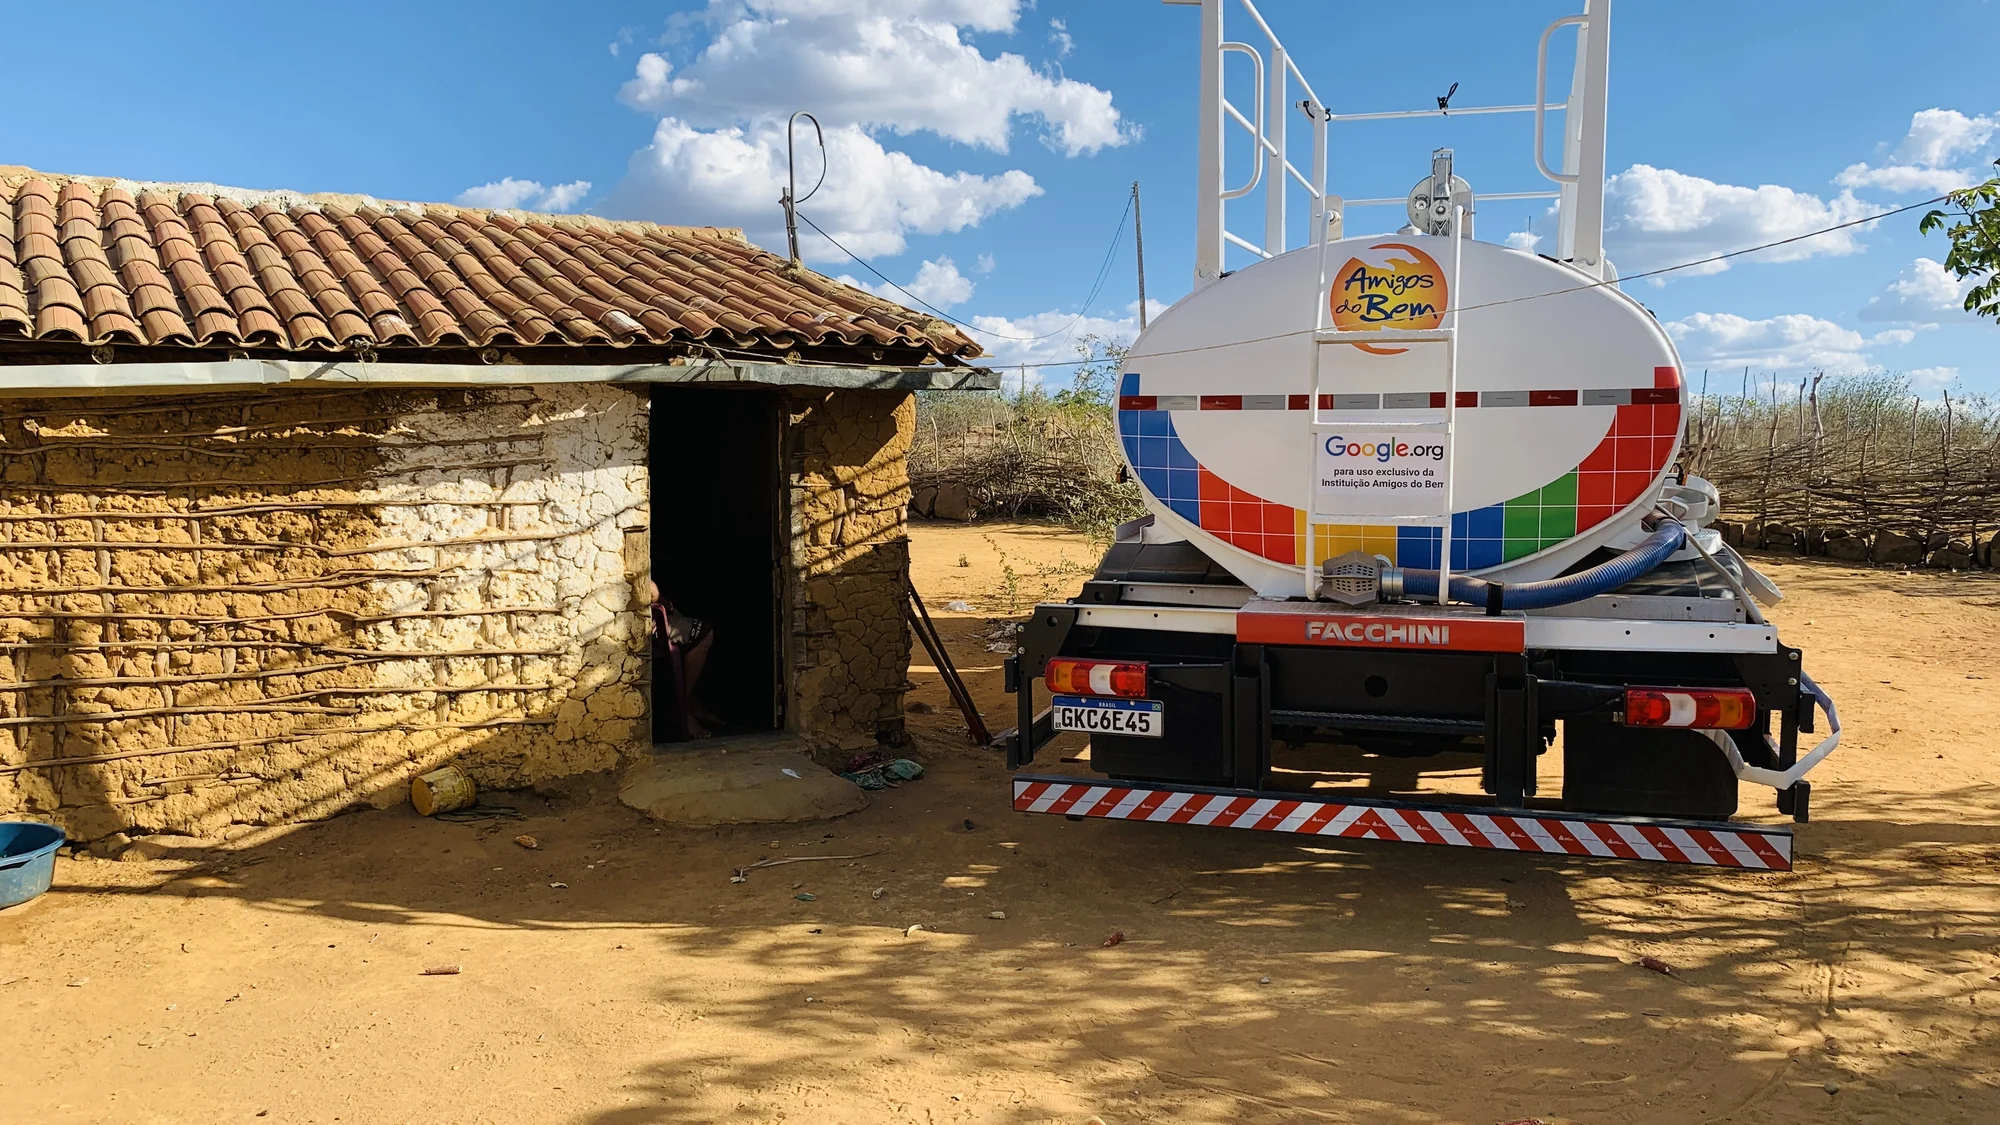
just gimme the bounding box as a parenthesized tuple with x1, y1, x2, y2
(6, 1, 1995, 394)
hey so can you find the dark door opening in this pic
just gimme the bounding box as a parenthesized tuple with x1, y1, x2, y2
(648, 386, 783, 740)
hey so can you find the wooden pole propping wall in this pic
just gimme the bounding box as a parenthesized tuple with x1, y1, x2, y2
(903, 581, 989, 746)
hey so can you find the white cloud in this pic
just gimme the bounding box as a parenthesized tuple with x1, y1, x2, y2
(1907, 365, 1960, 389)
(617, 1, 1131, 156)
(1666, 312, 1887, 372)
(606, 119, 1040, 259)
(607, 0, 1119, 261)
(1503, 229, 1541, 253)
(966, 298, 1167, 375)
(455, 177, 593, 212)
(1859, 257, 1975, 325)
(1049, 18, 1074, 59)
(974, 252, 996, 273)
(904, 257, 975, 308)
(1836, 108, 1998, 194)
(1603, 164, 1879, 278)
(1834, 162, 1980, 194)
(1898, 108, 1997, 166)
(838, 256, 975, 310)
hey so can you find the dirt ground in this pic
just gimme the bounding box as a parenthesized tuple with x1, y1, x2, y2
(4, 519, 1997, 1125)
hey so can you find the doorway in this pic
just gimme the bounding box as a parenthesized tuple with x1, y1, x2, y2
(648, 386, 784, 740)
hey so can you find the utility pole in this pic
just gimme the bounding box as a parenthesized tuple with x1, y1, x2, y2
(1132, 180, 1149, 332)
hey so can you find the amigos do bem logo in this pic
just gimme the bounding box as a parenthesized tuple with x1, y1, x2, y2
(1328, 241, 1447, 355)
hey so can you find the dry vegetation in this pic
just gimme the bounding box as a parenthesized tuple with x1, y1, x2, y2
(918, 359, 2000, 572)
(1686, 372, 2000, 567)
(909, 337, 1144, 536)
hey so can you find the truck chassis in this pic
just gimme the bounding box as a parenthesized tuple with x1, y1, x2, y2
(1003, 563, 1835, 871)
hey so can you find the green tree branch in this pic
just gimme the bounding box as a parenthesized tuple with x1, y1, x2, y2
(1918, 163, 2000, 322)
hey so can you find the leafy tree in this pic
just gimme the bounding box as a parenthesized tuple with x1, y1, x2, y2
(1919, 165, 2000, 322)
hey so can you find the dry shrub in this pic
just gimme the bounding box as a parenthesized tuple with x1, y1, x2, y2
(911, 391, 1143, 533)
(1685, 372, 2000, 559)
(912, 337, 1144, 535)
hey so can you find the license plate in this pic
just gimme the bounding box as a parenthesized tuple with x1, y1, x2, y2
(1051, 695, 1164, 738)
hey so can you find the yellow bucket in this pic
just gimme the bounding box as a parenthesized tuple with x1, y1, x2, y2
(411, 766, 476, 816)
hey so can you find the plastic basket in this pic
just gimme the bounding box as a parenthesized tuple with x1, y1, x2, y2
(0, 821, 65, 909)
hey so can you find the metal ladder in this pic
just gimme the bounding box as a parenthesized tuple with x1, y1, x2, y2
(1303, 184, 1467, 604)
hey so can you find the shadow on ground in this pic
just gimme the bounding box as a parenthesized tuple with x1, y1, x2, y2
(17, 736, 1996, 1125)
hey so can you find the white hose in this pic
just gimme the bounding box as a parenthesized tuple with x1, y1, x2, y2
(1700, 671, 1840, 790)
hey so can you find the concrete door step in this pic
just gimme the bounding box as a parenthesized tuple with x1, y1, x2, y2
(619, 744, 867, 827)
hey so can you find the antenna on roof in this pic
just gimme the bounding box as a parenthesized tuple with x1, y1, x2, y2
(781, 111, 826, 267)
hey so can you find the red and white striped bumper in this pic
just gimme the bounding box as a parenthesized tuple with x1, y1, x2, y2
(1013, 776, 1793, 870)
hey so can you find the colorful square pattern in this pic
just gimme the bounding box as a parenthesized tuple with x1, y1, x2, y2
(1117, 370, 1683, 571)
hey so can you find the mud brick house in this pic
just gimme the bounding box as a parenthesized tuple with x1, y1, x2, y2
(0, 168, 995, 842)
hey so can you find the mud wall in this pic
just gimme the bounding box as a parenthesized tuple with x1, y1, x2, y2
(0, 384, 651, 840)
(786, 389, 915, 751)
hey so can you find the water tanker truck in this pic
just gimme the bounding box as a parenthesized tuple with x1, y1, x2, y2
(1003, 0, 1840, 870)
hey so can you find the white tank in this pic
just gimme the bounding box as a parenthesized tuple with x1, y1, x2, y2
(1117, 235, 1685, 597)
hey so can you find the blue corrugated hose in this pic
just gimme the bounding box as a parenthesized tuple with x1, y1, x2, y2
(1401, 520, 1688, 610)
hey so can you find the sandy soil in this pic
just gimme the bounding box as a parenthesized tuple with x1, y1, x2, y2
(3, 519, 1997, 1125)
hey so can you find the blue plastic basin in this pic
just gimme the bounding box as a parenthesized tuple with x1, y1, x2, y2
(0, 821, 65, 909)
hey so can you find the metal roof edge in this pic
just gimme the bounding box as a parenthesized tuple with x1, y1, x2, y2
(0, 358, 1001, 396)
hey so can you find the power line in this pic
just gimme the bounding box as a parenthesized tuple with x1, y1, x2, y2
(1454, 194, 1946, 314)
(795, 196, 1132, 343)
(757, 193, 1946, 373)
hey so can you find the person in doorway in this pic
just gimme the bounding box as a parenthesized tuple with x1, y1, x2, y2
(643, 578, 721, 739)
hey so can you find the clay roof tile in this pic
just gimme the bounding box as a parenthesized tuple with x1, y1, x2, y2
(0, 170, 978, 360)
(139, 307, 194, 344)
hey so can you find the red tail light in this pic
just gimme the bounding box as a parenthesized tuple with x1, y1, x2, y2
(1623, 687, 1756, 730)
(1045, 658, 1149, 698)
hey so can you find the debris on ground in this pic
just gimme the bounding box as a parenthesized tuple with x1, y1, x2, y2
(433, 804, 525, 824)
(547, 882, 568, 889)
(731, 852, 881, 882)
(795, 893, 817, 902)
(1103, 931, 1125, 948)
(513, 835, 539, 850)
(843, 750, 893, 773)
(420, 964, 462, 976)
(905, 924, 925, 937)
(963, 819, 976, 831)
(1638, 956, 1676, 977)
(841, 758, 925, 790)
(905, 700, 936, 714)
(872, 887, 886, 899)
(987, 911, 1007, 920)
(943, 600, 976, 613)
(411, 766, 476, 816)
